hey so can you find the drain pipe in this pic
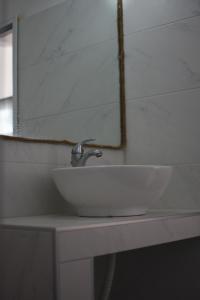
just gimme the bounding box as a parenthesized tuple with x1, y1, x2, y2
(100, 254, 117, 300)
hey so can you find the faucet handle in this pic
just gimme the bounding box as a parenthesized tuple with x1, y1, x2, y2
(71, 139, 95, 154)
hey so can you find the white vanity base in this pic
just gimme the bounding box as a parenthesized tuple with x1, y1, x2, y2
(1, 211, 200, 300)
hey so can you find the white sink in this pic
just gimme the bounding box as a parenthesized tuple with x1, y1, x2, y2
(53, 165, 172, 217)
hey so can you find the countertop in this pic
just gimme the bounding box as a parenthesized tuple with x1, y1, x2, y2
(1, 211, 200, 231)
(1, 211, 200, 261)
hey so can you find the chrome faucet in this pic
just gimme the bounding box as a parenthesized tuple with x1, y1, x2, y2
(71, 139, 103, 167)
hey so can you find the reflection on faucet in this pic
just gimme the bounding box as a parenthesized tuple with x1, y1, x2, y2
(71, 139, 103, 167)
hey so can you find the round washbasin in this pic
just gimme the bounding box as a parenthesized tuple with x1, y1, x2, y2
(53, 165, 172, 217)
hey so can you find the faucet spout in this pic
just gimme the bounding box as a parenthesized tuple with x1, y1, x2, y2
(81, 149, 103, 166)
(71, 139, 103, 167)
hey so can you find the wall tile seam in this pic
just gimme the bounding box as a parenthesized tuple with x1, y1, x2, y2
(0, 160, 66, 166)
(124, 13, 200, 37)
(125, 86, 200, 103)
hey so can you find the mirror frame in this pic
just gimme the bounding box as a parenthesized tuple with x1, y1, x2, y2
(0, 0, 126, 150)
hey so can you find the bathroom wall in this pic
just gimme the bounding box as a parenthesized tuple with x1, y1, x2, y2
(123, 0, 200, 211)
(2, 0, 200, 155)
(0, 139, 68, 217)
(1, 0, 200, 215)
(123, 0, 200, 165)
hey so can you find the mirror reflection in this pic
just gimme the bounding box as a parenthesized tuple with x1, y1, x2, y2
(0, 0, 125, 148)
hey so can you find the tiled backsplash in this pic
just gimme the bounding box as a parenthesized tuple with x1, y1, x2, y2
(0, 139, 124, 218)
(0, 140, 69, 218)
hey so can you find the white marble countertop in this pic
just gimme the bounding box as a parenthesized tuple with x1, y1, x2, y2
(1, 211, 200, 261)
(0, 211, 199, 231)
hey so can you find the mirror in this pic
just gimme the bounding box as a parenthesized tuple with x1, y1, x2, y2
(0, 0, 126, 149)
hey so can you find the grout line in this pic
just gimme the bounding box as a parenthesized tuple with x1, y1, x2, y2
(126, 86, 200, 103)
(124, 13, 200, 37)
(0, 160, 67, 166)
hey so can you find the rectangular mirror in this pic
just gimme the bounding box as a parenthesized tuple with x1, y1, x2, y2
(0, 0, 126, 149)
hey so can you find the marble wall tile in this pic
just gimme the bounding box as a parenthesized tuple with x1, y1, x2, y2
(125, 88, 200, 165)
(125, 16, 200, 100)
(0, 138, 69, 165)
(0, 161, 71, 218)
(19, 0, 117, 68)
(20, 102, 121, 147)
(123, 0, 200, 35)
(19, 39, 119, 121)
(151, 165, 200, 211)
(0, 139, 124, 166)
